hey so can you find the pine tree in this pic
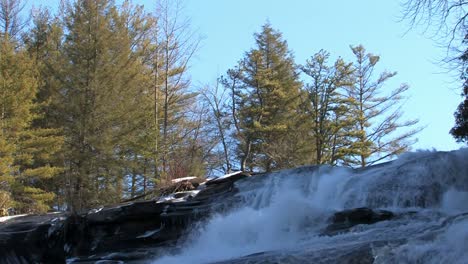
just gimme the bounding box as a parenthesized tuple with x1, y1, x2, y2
(301, 50, 354, 165)
(23, 8, 68, 211)
(450, 43, 468, 143)
(450, 93, 468, 142)
(0, 30, 61, 213)
(57, 0, 153, 211)
(0, 40, 21, 212)
(345, 45, 420, 167)
(225, 23, 306, 172)
(13, 127, 63, 212)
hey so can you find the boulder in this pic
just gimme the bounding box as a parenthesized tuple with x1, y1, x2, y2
(323, 207, 394, 235)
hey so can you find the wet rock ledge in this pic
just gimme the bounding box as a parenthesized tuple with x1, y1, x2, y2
(0, 172, 249, 263)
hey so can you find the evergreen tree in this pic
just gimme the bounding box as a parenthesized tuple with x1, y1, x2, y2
(0, 39, 24, 212)
(0, 33, 60, 213)
(24, 8, 68, 210)
(58, 0, 152, 211)
(450, 91, 468, 142)
(450, 42, 468, 143)
(0, 190, 11, 215)
(301, 50, 354, 165)
(13, 127, 63, 212)
(0, 0, 63, 213)
(345, 45, 420, 167)
(225, 23, 306, 172)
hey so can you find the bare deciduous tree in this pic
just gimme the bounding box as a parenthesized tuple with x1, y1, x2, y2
(201, 80, 233, 173)
(403, 0, 468, 143)
(152, 0, 200, 180)
(0, 0, 26, 40)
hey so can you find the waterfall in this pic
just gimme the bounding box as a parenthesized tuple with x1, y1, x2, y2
(154, 148, 468, 264)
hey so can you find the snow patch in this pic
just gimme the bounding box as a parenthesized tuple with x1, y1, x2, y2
(0, 214, 27, 223)
(157, 190, 201, 203)
(88, 207, 104, 214)
(172, 176, 197, 183)
(215, 171, 244, 180)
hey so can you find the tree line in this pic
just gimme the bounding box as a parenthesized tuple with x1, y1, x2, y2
(0, 0, 420, 214)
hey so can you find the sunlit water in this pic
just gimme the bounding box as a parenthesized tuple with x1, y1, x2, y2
(154, 149, 468, 264)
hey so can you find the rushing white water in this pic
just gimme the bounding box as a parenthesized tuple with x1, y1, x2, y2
(154, 149, 468, 264)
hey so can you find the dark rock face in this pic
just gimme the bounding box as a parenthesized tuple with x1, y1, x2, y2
(0, 173, 249, 263)
(0, 213, 69, 264)
(323, 207, 394, 235)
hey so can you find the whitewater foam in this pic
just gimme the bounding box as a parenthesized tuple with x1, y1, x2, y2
(375, 214, 468, 264)
(153, 149, 468, 264)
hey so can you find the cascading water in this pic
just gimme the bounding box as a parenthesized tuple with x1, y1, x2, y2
(154, 149, 468, 264)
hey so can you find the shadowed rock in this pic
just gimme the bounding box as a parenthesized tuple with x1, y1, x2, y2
(0, 172, 250, 263)
(323, 207, 394, 235)
(0, 213, 69, 264)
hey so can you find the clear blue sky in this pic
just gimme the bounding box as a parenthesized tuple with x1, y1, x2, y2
(30, 0, 465, 151)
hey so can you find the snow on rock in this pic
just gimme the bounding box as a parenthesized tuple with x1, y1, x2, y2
(172, 176, 198, 183)
(157, 190, 201, 203)
(0, 214, 27, 223)
(217, 171, 245, 179)
(158, 171, 250, 203)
